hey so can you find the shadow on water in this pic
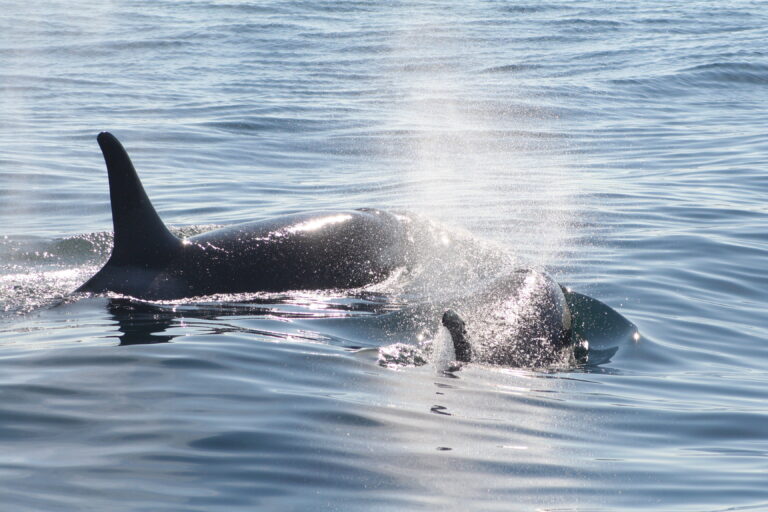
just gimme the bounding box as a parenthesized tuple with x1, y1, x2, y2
(107, 299, 181, 346)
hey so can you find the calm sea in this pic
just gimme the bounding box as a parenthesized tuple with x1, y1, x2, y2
(1, 1, 767, 510)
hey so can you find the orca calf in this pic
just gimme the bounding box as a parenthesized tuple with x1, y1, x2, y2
(440, 270, 574, 366)
(77, 132, 416, 300)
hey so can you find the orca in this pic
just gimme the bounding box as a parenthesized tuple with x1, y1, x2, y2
(77, 132, 417, 300)
(440, 270, 575, 366)
(78, 132, 585, 367)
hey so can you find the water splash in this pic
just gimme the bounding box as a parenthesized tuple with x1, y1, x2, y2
(0, 233, 108, 316)
(382, 9, 581, 269)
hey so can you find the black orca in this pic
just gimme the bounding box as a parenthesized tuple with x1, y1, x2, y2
(440, 270, 575, 366)
(77, 132, 416, 300)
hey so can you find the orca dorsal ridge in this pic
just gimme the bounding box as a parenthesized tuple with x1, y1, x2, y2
(97, 132, 182, 267)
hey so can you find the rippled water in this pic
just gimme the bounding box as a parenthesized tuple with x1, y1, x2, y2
(1, 1, 767, 510)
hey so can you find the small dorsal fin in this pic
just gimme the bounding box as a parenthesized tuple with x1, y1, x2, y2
(97, 132, 182, 266)
(442, 309, 472, 362)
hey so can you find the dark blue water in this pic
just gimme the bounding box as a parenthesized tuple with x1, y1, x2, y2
(1, 1, 767, 510)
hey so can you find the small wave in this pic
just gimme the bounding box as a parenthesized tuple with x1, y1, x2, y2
(100, 38, 192, 51)
(611, 61, 768, 95)
(550, 18, 625, 32)
(481, 63, 542, 74)
(201, 117, 329, 134)
(682, 62, 768, 85)
(0, 234, 107, 266)
(497, 4, 565, 14)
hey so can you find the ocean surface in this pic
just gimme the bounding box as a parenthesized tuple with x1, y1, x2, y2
(1, 1, 767, 510)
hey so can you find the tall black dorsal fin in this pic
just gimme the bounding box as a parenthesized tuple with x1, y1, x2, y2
(97, 132, 182, 266)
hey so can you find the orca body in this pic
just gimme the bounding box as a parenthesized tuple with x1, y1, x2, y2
(441, 270, 574, 366)
(77, 133, 415, 300)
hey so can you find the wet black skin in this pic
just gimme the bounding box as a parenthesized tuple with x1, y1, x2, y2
(77, 133, 415, 300)
(442, 309, 472, 362)
(441, 271, 574, 365)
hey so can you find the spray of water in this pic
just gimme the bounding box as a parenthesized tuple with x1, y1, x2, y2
(375, 8, 583, 368)
(382, 13, 579, 269)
